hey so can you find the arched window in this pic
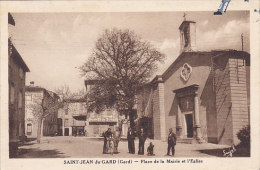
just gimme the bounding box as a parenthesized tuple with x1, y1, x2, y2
(183, 27, 190, 47)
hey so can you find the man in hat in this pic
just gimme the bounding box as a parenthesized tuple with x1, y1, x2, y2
(138, 128, 147, 155)
(127, 127, 135, 154)
(167, 128, 177, 156)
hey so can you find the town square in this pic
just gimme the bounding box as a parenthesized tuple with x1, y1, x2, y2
(7, 10, 251, 159)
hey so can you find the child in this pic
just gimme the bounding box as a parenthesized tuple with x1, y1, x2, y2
(147, 142, 155, 156)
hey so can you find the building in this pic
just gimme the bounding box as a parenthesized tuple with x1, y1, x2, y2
(58, 81, 127, 137)
(137, 19, 250, 145)
(8, 13, 30, 157)
(58, 98, 124, 137)
(58, 98, 87, 136)
(25, 82, 59, 138)
(85, 80, 128, 137)
(86, 108, 122, 137)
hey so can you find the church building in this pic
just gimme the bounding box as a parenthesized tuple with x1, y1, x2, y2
(137, 19, 250, 145)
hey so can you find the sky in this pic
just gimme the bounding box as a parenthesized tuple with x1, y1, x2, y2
(9, 11, 250, 93)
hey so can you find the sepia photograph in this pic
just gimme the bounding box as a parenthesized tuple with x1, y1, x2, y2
(8, 11, 250, 158)
(7, 10, 252, 159)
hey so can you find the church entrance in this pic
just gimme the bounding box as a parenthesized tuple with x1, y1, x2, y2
(185, 114, 193, 138)
(179, 95, 195, 138)
(173, 84, 202, 141)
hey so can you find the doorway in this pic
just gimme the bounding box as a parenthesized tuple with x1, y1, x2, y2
(72, 126, 85, 136)
(185, 114, 193, 138)
(64, 128, 69, 136)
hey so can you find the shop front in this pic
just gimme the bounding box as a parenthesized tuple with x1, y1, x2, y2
(72, 126, 85, 136)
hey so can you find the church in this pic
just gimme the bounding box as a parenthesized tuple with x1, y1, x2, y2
(136, 19, 250, 145)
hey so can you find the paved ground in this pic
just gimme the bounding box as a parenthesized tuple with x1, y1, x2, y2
(16, 136, 232, 158)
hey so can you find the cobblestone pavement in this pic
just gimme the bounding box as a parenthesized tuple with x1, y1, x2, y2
(16, 136, 230, 158)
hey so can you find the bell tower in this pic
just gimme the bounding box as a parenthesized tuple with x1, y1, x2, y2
(179, 14, 196, 52)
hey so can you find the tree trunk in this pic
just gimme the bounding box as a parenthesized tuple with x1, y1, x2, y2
(37, 117, 42, 143)
(128, 109, 135, 129)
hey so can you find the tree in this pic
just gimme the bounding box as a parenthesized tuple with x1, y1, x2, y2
(81, 28, 165, 128)
(54, 84, 85, 101)
(26, 91, 59, 143)
(26, 85, 83, 143)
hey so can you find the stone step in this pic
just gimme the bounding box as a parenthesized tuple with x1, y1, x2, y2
(177, 138, 195, 144)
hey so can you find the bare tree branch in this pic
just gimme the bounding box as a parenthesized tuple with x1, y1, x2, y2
(81, 28, 165, 128)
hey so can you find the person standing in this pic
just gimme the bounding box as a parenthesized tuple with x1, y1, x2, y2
(127, 127, 135, 154)
(103, 128, 113, 154)
(138, 128, 147, 155)
(167, 128, 177, 156)
(113, 127, 121, 154)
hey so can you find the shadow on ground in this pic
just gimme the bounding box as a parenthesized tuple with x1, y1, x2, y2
(26, 138, 37, 142)
(197, 146, 250, 157)
(21, 143, 35, 146)
(16, 148, 68, 158)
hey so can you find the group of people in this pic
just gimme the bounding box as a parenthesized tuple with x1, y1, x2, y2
(127, 127, 148, 155)
(103, 127, 177, 156)
(102, 127, 121, 154)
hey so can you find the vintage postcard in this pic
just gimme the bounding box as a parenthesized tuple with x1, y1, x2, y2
(0, 1, 259, 170)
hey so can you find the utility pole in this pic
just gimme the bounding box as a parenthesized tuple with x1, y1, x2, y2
(241, 33, 245, 66)
(241, 33, 244, 52)
(183, 13, 187, 21)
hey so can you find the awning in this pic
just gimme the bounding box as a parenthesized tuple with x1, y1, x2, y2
(73, 115, 87, 121)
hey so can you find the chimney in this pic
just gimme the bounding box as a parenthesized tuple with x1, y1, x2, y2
(179, 20, 196, 53)
(30, 81, 34, 86)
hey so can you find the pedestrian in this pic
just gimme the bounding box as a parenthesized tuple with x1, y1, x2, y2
(166, 128, 177, 156)
(147, 142, 155, 156)
(103, 128, 113, 154)
(127, 127, 135, 154)
(138, 128, 146, 155)
(113, 127, 121, 154)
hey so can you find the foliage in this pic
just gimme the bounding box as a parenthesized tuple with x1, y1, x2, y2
(236, 125, 250, 148)
(26, 85, 82, 143)
(81, 28, 165, 127)
(27, 93, 57, 120)
(26, 90, 60, 143)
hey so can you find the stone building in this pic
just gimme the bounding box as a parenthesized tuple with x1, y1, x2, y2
(8, 13, 30, 157)
(85, 80, 128, 137)
(58, 98, 87, 136)
(137, 20, 250, 145)
(25, 83, 59, 138)
(58, 80, 127, 137)
(86, 108, 122, 137)
(58, 98, 124, 137)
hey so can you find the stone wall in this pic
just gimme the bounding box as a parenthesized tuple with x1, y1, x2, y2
(152, 84, 161, 140)
(229, 56, 249, 145)
(214, 56, 233, 145)
(214, 54, 249, 145)
(9, 53, 26, 142)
